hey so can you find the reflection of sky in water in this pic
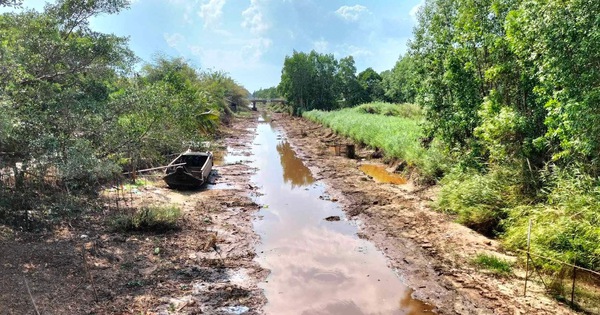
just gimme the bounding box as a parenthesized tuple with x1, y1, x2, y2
(277, 141, 315, 188)
(250, 121, 433, 315)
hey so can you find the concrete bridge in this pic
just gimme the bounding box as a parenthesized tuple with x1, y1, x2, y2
(249, 98, 287, 110)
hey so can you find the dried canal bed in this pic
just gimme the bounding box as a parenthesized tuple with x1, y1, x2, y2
(249, 116, 432, 314)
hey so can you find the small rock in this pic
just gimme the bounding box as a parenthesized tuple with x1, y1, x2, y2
(324, 216, 341, 221)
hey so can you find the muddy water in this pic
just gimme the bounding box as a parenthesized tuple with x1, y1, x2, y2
(248, 116, 433, 314)
(359, 165, 407, 185)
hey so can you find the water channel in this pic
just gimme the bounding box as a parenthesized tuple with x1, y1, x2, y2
(247, 115, 432, 314)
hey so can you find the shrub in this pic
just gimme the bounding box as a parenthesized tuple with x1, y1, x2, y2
(303, 103, 447, 182)
(472, 253, 512, 275)
(503, 169, 600, 271)
(436, 167, 521, 236)
(111, 205, 182, 232)
(355, 102, 422, 119)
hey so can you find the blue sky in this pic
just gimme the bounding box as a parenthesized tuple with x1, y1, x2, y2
(6, 0, 423, 92)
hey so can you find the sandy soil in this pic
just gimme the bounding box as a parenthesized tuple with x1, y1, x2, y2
(271, 112, 577, 315)
(0, 113, 266, 315)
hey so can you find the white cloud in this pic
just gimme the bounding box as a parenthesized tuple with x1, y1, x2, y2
(198, 0, 227, 29)
(189, 37, 271, 71)
(409, 1, 424, 21)
(163, 32, 185, 48)
(313, 39, 329, 52)
(241, 0, 270, 35)
(335, 5, 368, 22)
(340, 44, 373, 58)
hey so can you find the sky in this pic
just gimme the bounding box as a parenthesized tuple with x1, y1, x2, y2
(5, 0, 423, 92)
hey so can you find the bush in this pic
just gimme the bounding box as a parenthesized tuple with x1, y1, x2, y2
(111, 205, 182, 232)
(503, 170, 600, 271)
(355, 102, 422, 119)
(472, 253, 512, 275)
(436, 167, 521, 236)
(303, 103, 447, 182)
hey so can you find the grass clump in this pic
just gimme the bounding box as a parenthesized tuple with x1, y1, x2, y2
(472, 253, 513, 275)
(303, 102, 447, 182)
(436, 167, 520, 236)
(111, 204, 182, 232)
(268, 103, 292, 114)
(503, 170, 600, 272)
(355, 102, 422, 119)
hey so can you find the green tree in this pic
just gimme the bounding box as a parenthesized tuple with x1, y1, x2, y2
(357, 67, 384, 103)
(278, 50, 339, 115)
(381, 54, 419, 103)
(336, 56, 363, 107)
(0, 0, 135, 189)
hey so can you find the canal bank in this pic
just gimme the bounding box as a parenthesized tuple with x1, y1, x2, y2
(248, 113, 433, 314)
(267, 110, 576, 315)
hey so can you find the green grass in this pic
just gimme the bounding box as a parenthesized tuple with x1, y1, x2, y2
(268, 103, 292, 114)
(472, 253, 513, 275)
(110, 204, 182, 232)
(355, 102, 422, 119)
(303, 102, 447, 181)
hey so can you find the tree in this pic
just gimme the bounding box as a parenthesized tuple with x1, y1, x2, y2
(336, 56, 363, 107)
(381, 54, 419, 103)
(357, 67, 384, 102)
(278, 50, 339, 115)
(253, 87, 280, 99)
(0, 0, 135, 189)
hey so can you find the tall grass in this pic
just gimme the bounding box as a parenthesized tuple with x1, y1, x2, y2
(303, 102, 447, 181)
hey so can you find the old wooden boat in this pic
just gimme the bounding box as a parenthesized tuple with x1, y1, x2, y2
(163, 151, 213, 189)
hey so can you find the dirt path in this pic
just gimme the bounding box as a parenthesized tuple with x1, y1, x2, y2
(271, 112, 576, 315)
(0, 113, 266, 314)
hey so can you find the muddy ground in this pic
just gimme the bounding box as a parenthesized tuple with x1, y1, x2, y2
(0, 108, 583, 315)
(270, 111, 578, 315)
(0, 113, 266, 315)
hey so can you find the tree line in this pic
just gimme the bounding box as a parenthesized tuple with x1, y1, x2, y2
(278, 0, 600, 271)
(0, 0, 248, 225)
(277, 51, 404, 115)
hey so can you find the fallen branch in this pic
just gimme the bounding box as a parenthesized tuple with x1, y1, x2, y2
(23, 275, 40, 315)
(81, 244, 99, 302)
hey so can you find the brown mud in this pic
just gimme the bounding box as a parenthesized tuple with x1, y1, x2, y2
(0, 113, 266, 314)
(270, 110, 577, 315)
(0, 107, 581, 315)
(249, 113, 434, 314)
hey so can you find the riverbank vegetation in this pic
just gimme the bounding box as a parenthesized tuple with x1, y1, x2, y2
(304, 102, 446, 182)
(0, 0, 248, 228)
(286, 0, 600, 278)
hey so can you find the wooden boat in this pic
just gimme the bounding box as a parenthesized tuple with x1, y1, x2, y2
(163, 151, 213, 189)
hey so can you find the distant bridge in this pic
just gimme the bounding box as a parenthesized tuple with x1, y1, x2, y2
(249, 98, 287, 110)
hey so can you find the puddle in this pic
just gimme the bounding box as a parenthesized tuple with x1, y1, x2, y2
(249, 117, 433, 314)
(360, 164, 407, 185)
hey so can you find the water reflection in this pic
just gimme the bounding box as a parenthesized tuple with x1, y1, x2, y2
(251, 120, 432, 315)
(277, 141, 315, 187)
(359, 164, 407, 185)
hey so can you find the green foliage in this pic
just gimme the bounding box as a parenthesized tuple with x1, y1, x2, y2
(0, 3, 248, 228)
(355, 102, 422, 120)
(503, 170, 600, 271)
(405, 0, 600, 274)
(252, 86, 280, 99)
(472, 253, 513, 275)
(357, 68, 384, 103)
(110, 205, 182, 232)
(437, 167, 521, 235)
(303, 103, 447, 182)
(381, 54, 419, 103)
(337, 56, 364, 107)
(277, 51, 385, 114)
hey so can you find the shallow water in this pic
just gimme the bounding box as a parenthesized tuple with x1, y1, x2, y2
(249, 116, 432, 314)
(359, 164, 407, 185)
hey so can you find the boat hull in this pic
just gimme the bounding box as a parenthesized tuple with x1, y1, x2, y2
(163, 152, 213, 189)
